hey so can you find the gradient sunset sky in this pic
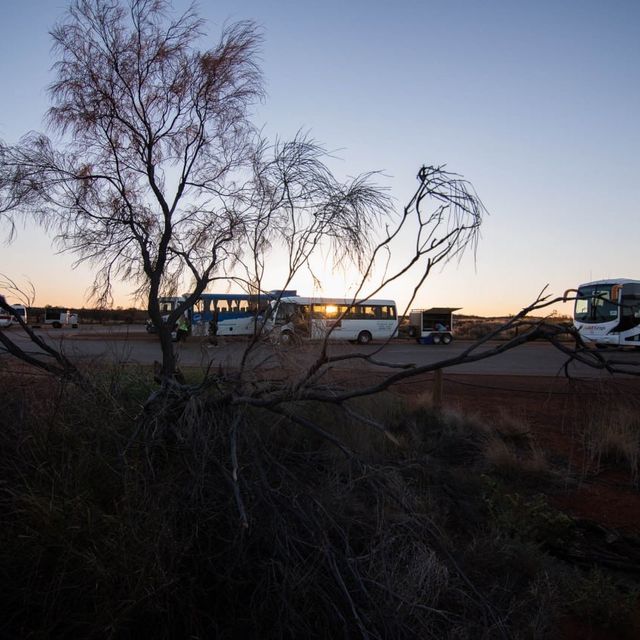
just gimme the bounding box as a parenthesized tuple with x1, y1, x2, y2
(1, 0, 639, 316)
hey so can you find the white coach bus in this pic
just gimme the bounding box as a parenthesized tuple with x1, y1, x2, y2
(570, 278, 640, 347)
(267, 296, 398, 344)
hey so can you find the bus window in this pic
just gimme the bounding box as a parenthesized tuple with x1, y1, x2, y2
(361, 306, 381, 319)
(311, 304, 326, 319)
(575, 285, 618, 323)
(277, 302, 295, 322)
(193, 299, 204, 314)
(574, 297, 589, 319)
(620, 285, 640, 330)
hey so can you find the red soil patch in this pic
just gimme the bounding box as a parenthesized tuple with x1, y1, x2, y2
(391, 373, 640, 534)
(393, 373, 640, 640)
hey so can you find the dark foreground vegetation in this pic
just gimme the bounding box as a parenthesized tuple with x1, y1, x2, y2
(2, 365, 639, 639)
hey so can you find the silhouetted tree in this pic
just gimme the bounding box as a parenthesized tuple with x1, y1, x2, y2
(0, 0, 416, 381)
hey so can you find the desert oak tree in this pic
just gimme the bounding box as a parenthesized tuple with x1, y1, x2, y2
(0, 0, 396, 380)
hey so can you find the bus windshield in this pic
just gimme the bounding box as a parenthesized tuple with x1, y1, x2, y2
(574, 284, 619, 324)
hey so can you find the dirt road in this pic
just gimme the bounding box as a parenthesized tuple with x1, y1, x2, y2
(3, 324, 639, 377)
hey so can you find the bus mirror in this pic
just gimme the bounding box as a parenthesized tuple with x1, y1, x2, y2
(611, 285, 621, 302)
(562, 288, 578, 302)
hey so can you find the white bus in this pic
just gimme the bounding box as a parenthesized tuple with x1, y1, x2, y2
(147, 293, 275, 337)
(0, 303, 27, 328)
(194, 293, 274, 336)
(267, 296, 398, 344)
(571, 279, 640, 347)
(11, 304, 27, 326)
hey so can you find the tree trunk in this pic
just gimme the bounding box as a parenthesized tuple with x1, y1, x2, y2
(158, 324, 177, 381)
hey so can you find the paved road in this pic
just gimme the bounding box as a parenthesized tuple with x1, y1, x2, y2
(3, 324, 640, 378)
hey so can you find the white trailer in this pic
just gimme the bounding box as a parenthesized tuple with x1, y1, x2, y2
(409, 307, 460, 345)
(44, 308, 79, 328)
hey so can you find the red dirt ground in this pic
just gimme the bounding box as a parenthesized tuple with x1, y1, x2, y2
(4, 360, 639, 636)
(391, 373, 640, 533)
(392, 373, 640, 640)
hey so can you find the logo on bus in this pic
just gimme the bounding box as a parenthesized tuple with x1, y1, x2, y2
(583, 325, 607, 332)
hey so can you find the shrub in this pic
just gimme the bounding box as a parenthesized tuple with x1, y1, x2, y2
(583, 405, 640, 485)
(563, 568, 640, 635)
(0, 366, 633, 638)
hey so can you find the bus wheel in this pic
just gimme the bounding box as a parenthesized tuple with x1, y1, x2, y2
(441, 333, 452, 345)
(357, 331, 372, 345)
(432, 334, 442, 344)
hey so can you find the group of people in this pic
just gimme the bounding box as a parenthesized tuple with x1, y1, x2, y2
(174, 311, 219, 345)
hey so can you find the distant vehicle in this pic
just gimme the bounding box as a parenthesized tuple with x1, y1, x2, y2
(11, 304, 27, 326)
(266, 296, 398, 345)
(570, 278, 640, 347)
(194, 293, 274, 336)
(44, 308, 79, 329)
(409, 307, 461, 345)
(0, 301, 28, 328)
(145, 296, 187, 334)
(146, 292, 290, 337)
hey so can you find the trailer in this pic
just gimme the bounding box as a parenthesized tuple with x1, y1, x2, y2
(43, 308, 79, 329)
(409, 307, 460, 345)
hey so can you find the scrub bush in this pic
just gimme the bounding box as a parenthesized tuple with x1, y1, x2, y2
(0, 365, 636, 639)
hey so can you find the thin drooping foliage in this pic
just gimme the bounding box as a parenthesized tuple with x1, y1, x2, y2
(0, 0, 396, 380)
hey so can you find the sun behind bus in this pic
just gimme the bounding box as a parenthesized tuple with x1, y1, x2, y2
(267, 296, 398, 344)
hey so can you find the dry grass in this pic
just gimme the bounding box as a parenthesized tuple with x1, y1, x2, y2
(0, 366, 637, 638)
(484, 437, 549, 477)
(411, 396, 553, 484)
(583, 405, 640, 484)
(482, 410, 552, 483)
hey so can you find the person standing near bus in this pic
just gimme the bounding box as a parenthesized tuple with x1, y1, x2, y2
(177, 314, 190, 341)
(208, 308, 219, 346)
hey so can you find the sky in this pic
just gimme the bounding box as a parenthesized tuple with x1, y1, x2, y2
(1, 0, 639, 316)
